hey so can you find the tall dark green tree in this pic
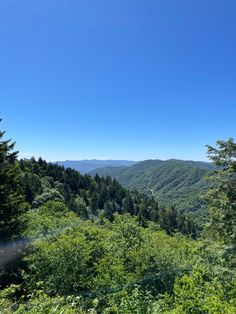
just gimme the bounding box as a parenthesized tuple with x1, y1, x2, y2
(0, 122, 23, 241)
(90, 193, 99, 215)
(122, 195, 134, 215)
(205, 138, 236, 244)
(104, 200, 115, 220)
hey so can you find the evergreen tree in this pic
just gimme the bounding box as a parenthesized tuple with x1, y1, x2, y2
(205, 138, 236, 244)
(122, 195, 134, 215)
(104, 201, 114, 221)
(90, 193, 99, 215)
(0, 123, 24, 241)
(22, 173, 42, 203)
(98, 187, 108, 209)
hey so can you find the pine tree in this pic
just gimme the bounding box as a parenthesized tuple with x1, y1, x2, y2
(205, 138, 236, 244)
(0, 122, 23, 241)
(90, 193, 99, 215)
(122, 195, 134, 215)
(104, 201, 115, 221)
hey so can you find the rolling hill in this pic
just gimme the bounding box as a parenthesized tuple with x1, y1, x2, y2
(90, 159, 214, 216)
(55, 159, 137, 174)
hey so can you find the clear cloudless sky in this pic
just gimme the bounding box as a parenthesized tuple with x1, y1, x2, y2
(0, 0, 236, 161)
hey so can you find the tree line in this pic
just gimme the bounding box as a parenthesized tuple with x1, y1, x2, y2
(0, 120, 236, 313)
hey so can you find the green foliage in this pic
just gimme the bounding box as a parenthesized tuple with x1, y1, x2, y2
(20, 173, 42, 203)
(22, 201, 78, 238)
(1, 125, 236, 313)
(32, 188, 64, 207)
(19, 203, 198, 312)
(0, 123, 24, 241)
(0, 122, 27, 289)
(89, 159, 213, 217)
(27, 232, 95, 294)
(22, 202, 106, 295)
(155, 266, 236, 313)
(0, 284, 19, 313)
(205, 138, 236, 244)
(0, 283, 89, 314)
(102, 286, 155, 314)
(18, 157, 197, 236)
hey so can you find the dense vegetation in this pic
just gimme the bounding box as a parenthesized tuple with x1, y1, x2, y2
(89, 159, 214, 218)
(0, 122, 236, 313)
(16, 157, 197, 237)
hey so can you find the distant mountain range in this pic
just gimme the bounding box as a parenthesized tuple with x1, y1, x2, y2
(55, 159, 137, 174)
(89, 159, 214, 218)
(56, 158, 214, 218)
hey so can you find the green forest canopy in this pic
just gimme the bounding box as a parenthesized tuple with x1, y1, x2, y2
(89, 159, 214, 218)
(0, 123, 236, 313)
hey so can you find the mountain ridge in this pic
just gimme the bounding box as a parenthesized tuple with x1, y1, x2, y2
(55, 159, 138, 174)
(89, 159, 214, 217)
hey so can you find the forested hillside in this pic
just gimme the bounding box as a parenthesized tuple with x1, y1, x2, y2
(90, 159, 214, 217)
(1, 124, 236, 313)
(17, 158, 197, 237)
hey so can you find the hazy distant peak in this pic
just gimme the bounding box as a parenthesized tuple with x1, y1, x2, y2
(55, 160, 138, 174)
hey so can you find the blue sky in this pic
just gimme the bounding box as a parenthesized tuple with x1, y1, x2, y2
(0, 0, 235, 161)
